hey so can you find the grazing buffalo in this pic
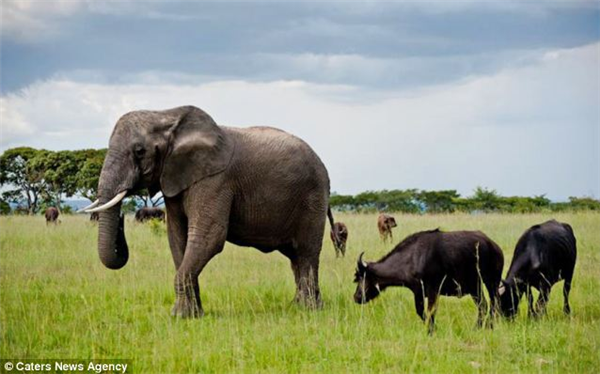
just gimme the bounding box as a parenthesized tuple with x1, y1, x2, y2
(499, 220, 576, 319)
(135, 207, 166, 223)
(354, 229, 504, 334)
(330, 222, 348, 257)
(90, 212, 100, 222)
(377, 213, 397, 242)
(45, 207, 60, 225)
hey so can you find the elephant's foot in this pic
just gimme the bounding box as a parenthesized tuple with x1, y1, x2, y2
(171, 297, 204, 318)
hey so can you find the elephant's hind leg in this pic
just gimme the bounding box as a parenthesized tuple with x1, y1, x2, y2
(291, 253, 322, 309)
(290, 211, 325, 309)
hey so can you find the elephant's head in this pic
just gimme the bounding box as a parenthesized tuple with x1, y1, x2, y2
(88, 106, 234, 269)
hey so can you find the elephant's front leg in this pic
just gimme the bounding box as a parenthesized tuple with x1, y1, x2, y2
(171, 218, 227, 318)
(165, 196, 188, 270)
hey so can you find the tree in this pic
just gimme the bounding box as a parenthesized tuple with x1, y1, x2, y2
(121, 198, 138, 214)
(74, 149, 107, 201)
(470, 186, 502, 212)
(379, 189, 421, 213)
(0, 195, 11, 215)
(418, 190, 460, 213)
(0, 147, 46, 214)
(567, 196, 600, 211)
(329, 193, 355, 211)
(28, 150, 82, 213)
(132, 189, 164, 207)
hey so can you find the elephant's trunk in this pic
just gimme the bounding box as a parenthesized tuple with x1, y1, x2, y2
(96, 151, 132, 270)
(98, 203, 128, 269)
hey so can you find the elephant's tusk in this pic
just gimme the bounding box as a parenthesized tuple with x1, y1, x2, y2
(76, 199, 100, 213)
(85, 191, 127, 213)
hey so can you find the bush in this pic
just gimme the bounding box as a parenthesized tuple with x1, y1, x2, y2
(148, 218, 166, 236)
(0, 200, 11, 215)
(330, 188, 598, 214)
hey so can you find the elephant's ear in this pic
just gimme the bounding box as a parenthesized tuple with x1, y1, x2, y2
(160, 106, 234, 197)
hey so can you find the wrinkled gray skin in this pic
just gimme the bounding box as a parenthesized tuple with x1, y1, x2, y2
(96, 106, 331, 317)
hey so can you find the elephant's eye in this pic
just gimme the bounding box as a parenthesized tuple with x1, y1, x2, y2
(134, 145, 146, 158)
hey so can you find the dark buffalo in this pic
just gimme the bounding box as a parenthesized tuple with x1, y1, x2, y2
(45, 207, 60, 225)
(90, 212, 100, 222)
(330, 222, 348, 257)
(499, 220, 576, 319)
(377, 213, 397, 242)
(135, 207, 166, 223)
(354, 229, 504, 334)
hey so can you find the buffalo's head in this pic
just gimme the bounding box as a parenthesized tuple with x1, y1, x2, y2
(387, 216, 397, 228)
(498, 280, 522, 319)
(353, 252, 382, 304)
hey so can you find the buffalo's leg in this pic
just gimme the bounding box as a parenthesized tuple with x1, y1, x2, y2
(526, 286, 536, 318)
(426, 292, 438, 335)
(484, 280, 498, 329)
(563, 273, 573, 315)
(413, 287, 425, 321)
(472, 292, 488, 328)
(171, 218, 227, 318)
(535, 285, 550, 317)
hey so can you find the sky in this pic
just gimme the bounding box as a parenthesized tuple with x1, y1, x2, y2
(1, 1, 599, 200)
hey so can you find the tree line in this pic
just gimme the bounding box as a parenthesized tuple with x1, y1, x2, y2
(0, 147, 162, 215)
(1, 147, 598, 215)
(330, 187, 600, 213)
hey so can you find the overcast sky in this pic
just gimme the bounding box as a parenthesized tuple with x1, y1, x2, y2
(1, 1, 598, 200)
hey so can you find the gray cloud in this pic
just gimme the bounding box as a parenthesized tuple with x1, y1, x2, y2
(1, 2, 598, 200)
(2, 43, 597, 200)
(2, 1, 598, 92)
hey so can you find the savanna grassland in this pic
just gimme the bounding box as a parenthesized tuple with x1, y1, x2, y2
(1, 213, 599, 374)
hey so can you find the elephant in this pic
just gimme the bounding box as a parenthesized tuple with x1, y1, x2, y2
(135, 207, 165, 222)
(45, 207, 59, 225)
(83, 105, 335, 318)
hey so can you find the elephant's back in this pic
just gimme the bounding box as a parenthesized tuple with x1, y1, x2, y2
(225, 126, 330, 188)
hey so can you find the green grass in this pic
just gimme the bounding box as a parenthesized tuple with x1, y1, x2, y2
(1, 213, 599, 373)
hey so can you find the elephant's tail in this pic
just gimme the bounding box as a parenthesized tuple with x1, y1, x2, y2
(327, 206, 335, 228)
(328, 206, 342, 251)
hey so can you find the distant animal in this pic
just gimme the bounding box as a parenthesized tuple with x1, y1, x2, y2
(44, 207, 60, 225)
(498, 220, 576, 319)
(377, 213, 397, 242)
(83, 105, 333, 318)
(90, 212, 100, 222)
(330, 222, 348, 257)
(354, 229, 504, 334)
(135, 207, 166, 222)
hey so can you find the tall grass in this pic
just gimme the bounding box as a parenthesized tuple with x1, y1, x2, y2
(1, 213, 599, 373)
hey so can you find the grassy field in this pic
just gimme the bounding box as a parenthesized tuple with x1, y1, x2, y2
(1, 212, 599, 373)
